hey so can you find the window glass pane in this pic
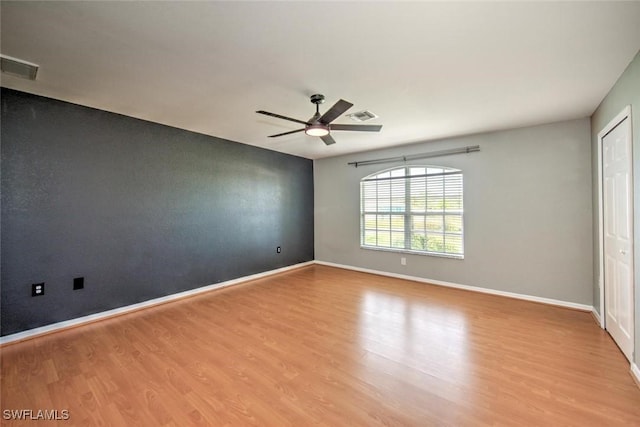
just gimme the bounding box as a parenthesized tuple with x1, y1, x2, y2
(362, 181, 377, 212)
(410, 178, 426, 212)
(444, 234, 463, 254)
(426, 196, 444, 212)
(411, 232, 426, 250)
(427, 176, 444, 212)
(362, 181, 377, 196)
(391, 232, 405, 248)
(410, 177, 426, 190)
(445, 215, 462, 232)
(378, 179, 390, 191)
(445, 196, 462, 211)
(378, 198, 391, 212)
(410, 167, 425, 176)
(391, 168, 406, 177)
(377, 215, 390, 230)
(377, 180, 391, 211)
(378, 231, 391, 247)
(364, 230, 377, 245)
(364, 214, 377, 229)
(427, 167, 443, 175)
(425, 215, 443, 232)
(392, 198, 405, 212)
(444, 175, 463, 211)
(391, 215, 404, 231)
(412, 215, 425, 231)
(427, 176, 444, 191)
(391, 179, 405, 212)
(411, 198, 426, 212)
(425, 233, 445, 253)
(364, 198, 377, 212)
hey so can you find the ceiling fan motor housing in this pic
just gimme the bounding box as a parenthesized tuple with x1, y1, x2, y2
(310, 94, 325, 105)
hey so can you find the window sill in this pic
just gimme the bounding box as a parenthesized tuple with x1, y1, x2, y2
(360, 245, 464, 260)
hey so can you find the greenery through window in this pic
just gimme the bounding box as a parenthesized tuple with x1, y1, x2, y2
(360, 165, 464, 257)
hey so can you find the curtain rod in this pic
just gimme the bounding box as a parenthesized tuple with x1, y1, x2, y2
(347, 145, 480, 168)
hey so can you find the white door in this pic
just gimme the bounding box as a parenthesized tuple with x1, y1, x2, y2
(602, 114, 634, 362)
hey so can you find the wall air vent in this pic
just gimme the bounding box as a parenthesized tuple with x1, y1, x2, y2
(347, 110, 378, 122)
(1, 55, 39, 80)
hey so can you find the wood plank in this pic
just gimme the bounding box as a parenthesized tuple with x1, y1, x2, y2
(2, 265, 639, 426)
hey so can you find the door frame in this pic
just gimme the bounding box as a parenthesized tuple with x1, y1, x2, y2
(597, 105, 634, 339)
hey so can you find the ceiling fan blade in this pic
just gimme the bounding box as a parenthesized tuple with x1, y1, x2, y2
(256, 110, 311, 126)
(330, 124, 383, 132)
(318, 99, 354, 124)
(268, 128, 305, 138)
(320, 134, 336, 146)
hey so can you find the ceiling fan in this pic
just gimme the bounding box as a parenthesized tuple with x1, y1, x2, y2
(256, 94, 382, 145)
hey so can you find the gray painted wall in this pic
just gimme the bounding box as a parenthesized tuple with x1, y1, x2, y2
(591, 50, 640, 365)
(1, 88, 314, 336)
(315, 119, 593, 305)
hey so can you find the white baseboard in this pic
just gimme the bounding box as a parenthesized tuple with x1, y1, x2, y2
(632, 363, 640, 389)
(314, 260, 592, 312)
(591, 307, 603, 328)
(0, 261, 313, 345)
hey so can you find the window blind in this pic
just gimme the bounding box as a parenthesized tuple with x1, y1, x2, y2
(361, 166, 464, 257)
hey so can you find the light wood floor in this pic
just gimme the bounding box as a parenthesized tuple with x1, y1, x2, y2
(2, 265, 639, 426)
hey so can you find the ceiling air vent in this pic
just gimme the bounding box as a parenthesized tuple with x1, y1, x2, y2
(347, 110, 378, 122)
(1, 55, 39, 80)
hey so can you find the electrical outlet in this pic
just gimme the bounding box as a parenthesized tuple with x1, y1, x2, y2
(276, 246, 281, 254)
(32, 283, 45, 297)
(73, 277, 84, 290)
(401, 257, 407, 266)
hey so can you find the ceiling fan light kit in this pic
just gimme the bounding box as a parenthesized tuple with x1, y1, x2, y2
(305, 124, 329, 137)
(256, 94, 382, 146)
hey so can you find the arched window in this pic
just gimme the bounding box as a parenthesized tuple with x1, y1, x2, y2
(360, 165, 464, 258)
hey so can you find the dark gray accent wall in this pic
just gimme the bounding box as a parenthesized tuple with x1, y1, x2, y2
(1, 88, 314, 336)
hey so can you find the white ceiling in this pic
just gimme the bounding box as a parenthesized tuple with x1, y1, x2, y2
(1, 2, 639, 159)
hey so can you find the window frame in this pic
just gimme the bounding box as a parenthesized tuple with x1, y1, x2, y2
(360, 165, 464, 259)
